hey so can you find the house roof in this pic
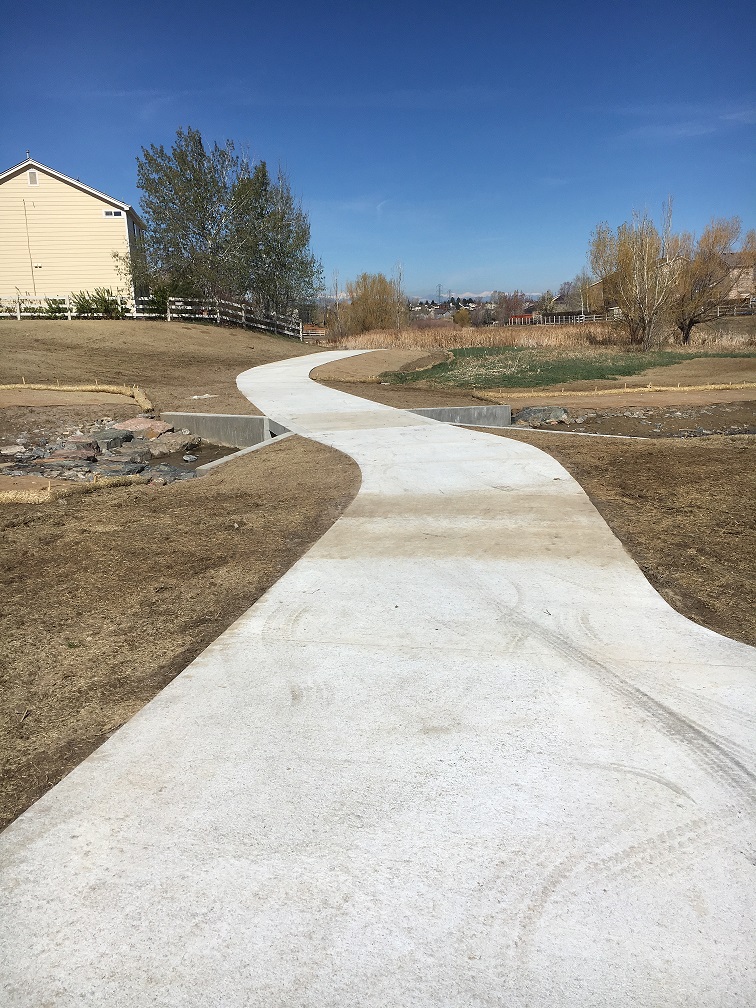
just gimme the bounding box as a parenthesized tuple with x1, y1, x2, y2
(0, 158, 145, 228)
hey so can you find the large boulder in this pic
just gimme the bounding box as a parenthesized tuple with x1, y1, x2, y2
(512, 406, 569, 426)
(112, 417, 174, 439)
(147, 433, 200, 458)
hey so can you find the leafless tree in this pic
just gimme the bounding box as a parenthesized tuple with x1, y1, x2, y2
(668, 220, 754, 343)
(589, 201, 679, 347)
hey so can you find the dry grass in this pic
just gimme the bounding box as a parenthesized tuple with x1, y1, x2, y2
(0, 474, 149, 505)
(0, 319, 316, 414)
(476, 381, 756, 402)
(0, 436, 361, 830)
(328, 323, 620, 351)
(326, 316, 756, 353)
(488, 429, 756, 648)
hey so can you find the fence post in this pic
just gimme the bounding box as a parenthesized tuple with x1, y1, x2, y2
(241, 303, 246, 328)
(215, 298, 220, 324)
(299, 321, 303, 341)
(16, 295, 21, 321)
(167, 298, 172, 322)
(66, 294, 72, 321)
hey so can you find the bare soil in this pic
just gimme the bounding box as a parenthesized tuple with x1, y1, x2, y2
(310, 349, 448, 383)
(0, 319, 316, 414)
(0, 435, 360, 831)
(481, 429, 756, 649)
(0, 320, 354, 830)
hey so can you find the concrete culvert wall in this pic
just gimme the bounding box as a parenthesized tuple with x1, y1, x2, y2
(160, 413, 290, 449)
(408, 405, 511, 427)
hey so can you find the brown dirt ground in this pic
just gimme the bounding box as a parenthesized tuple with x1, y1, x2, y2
(0, 435, 360, 831)
(2, 329, 754, 832)
(0, 318, 317, 414)
(0, 319, 350, 830)
(478, 429, 756, 649)
(310, 348, 448, 383)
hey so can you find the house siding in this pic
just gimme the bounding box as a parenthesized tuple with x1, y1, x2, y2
(0, 166, 137, 299)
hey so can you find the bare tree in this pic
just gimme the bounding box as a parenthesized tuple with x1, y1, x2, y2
(392, 262, 405, 334)
(558, 271, 592, 313)
(668, 220, 753, 343)
(589, 201, 679, 346)
(495, 290, 527, 323)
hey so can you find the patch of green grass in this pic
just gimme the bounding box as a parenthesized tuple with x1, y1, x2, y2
(380, 348, 756, 390)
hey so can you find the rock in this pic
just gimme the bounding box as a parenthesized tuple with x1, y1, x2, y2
(112, 418, 174, 439)
(48, 448, 97, 462)
(0, 445, 25, 456)
(34, 459, 91, 470)
(182, 454, 198, 462)
(513, 406, 570, 425)
(147, 433, 200, 458)
(91, 462, 146, 476)
(150, 464, 198, 483)
(114, 442, 153, 464)
(94, 431, 133, 451)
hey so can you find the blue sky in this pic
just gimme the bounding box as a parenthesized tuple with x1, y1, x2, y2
(2, 0, 754, 297)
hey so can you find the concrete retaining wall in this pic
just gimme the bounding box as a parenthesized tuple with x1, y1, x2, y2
(408, 405, 511, 427)
(160, 413, 290, 449)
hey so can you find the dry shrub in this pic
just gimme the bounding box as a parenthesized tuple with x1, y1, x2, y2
(410, 317, 457, 330)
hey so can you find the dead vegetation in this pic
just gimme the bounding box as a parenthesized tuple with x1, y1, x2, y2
(0, 318, 316, 414)
(0, 436, 361, 831)
(490, 429, 756, 648)
(325, 315, 756, 353)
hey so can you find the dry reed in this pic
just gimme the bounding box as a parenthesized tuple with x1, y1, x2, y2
(328, 323, 624, 351)
(324, 320, 755, 353)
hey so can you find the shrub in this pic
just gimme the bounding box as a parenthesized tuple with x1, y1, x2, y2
(44, 297, 67, 318)
(70, 288, 123, 319)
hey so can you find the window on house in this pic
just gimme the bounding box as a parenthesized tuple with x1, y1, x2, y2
(28, 170, 38, 186)
(103, 209, 123, 217)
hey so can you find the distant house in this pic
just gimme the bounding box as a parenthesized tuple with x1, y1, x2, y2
(722, 252, 756, 300)
(588, 253, 755, 314)
(0, 158, 145, 300)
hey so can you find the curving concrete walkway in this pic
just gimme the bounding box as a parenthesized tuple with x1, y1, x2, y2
(2, 351, 755, 1006)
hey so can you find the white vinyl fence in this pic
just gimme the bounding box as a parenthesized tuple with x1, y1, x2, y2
(0, 294, 303, 338)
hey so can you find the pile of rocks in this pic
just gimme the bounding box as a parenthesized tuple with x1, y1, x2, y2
(0, 415, 204, 485)
(511, 406, 571, 427)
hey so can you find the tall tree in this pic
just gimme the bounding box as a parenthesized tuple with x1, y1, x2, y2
(668, 220, 754, 343)
(336, 272, 408, 336)
(589, 203, 680, 346)
(135, 127, 322, 311)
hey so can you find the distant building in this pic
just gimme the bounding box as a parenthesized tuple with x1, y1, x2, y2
(0, 158, 145, 300)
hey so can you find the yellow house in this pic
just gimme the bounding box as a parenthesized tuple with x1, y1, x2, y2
(0, 157, 145, 300)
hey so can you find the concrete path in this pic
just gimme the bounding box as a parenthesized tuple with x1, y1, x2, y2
(2, 351, 755, 1007)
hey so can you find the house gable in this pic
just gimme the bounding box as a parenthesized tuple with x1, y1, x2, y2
(0, 159, 144, 299)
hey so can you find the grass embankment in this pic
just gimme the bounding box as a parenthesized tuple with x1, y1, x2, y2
(381, 347, 756, 390)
